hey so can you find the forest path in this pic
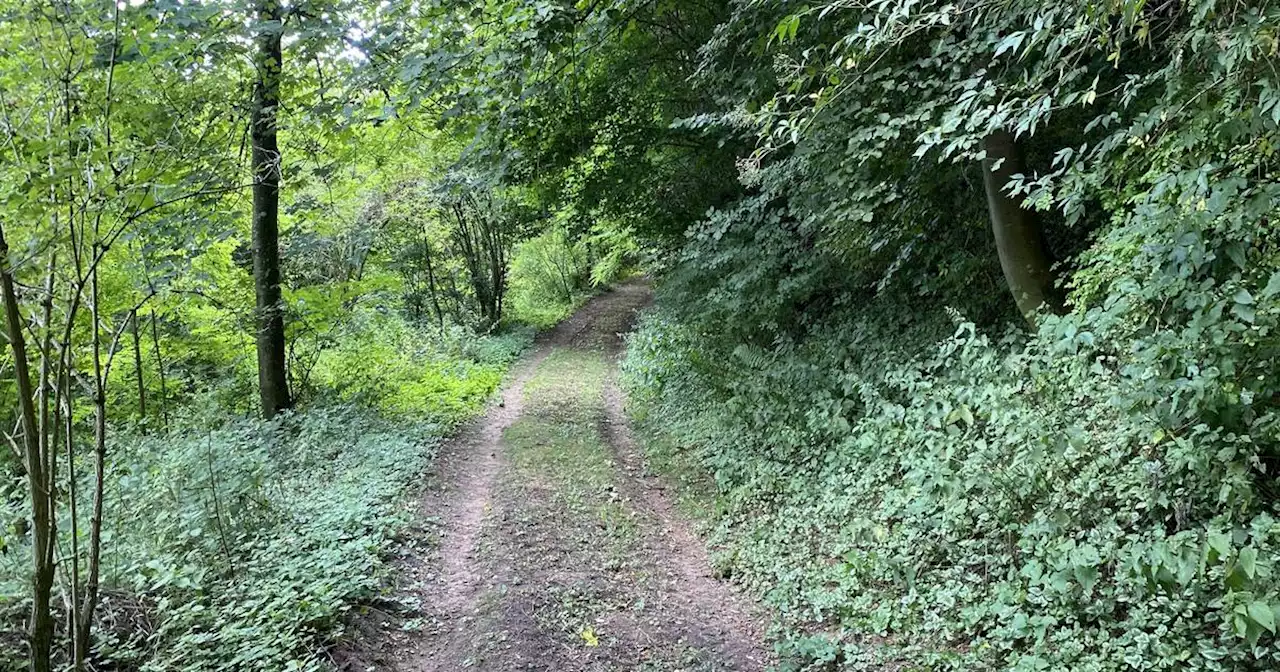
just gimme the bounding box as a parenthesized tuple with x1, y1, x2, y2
(340, 280, 772, 671)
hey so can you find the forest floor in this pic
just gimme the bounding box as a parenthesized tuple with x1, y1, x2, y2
(338, 280, 772, 671)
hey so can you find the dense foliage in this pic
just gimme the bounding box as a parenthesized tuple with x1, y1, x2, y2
(5, 0, 1280, 669)
(433, 0, 1280, 668)
(7, 406, 431, 670)
(611, 0, 1280, 670)
(0, 0, 600, 669)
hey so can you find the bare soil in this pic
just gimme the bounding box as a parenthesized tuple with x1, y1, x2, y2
(336, 281, 772, 671)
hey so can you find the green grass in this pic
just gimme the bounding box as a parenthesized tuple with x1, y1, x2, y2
(505, 349, 639, 562)
(626, 413, 722, 533)
(479, 349, 649, 658)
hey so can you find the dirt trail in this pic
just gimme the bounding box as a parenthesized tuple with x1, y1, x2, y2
(340, 281, 772, 671)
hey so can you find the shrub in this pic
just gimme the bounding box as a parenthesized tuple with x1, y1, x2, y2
(0, 407, 437, 671)
(506, 227, 590, 329)
(0, 300, 531, 671)
(304, 302, 531, 426)
(624, 292, 1280, 670)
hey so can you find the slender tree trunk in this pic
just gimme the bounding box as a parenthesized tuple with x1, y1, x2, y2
(409, 274, 421, 320)
(131, 309, 145, 422)
(451, 203, 490, 323)
(250, 0, 291, 419)
(487, 220, 504, 322)
(149, 312, 168, 429)
(34, 253, 69, 667)
(421, 223, 444, 331)
(981, 130, 1063, 322)
(554, 246, 574, 304)
(450, 197, 507, 327)
(63, 357, 79, 669)
(0, 226, 53, 672)
(443, 267, 464, 323)
(74, 252, 108, 668)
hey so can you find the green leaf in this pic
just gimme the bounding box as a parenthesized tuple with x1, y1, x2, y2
(773, 14, 801, 44)
(1263, 271, 1280, 298)
(1207, 531, 1232, 561)
(1239, 546, 1258, 580)
(1248, 601, 1276, 634)
(994, 32, 1026, 58)
(1074, 564, 1099, 595)
(1233, 302, 1256, 323)
(1225, 243, 1247, 269)
(945, 405, 975, 427)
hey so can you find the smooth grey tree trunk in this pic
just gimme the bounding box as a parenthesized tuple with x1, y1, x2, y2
(981, 130, 1063, 321)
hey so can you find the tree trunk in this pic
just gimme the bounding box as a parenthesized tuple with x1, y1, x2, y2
(62, 358, 79, 670)
(451, 204, 493, 325)
(486, 216, 506, 323)
(443, 267, 464, 324)
(131, 309, 145, 422)
(34, 253, 68, 669)
(421, 223, 444, 331)
(251, 0, 291, 419)
(0, 226, 54, 672)
(150, 312, 168, 429)
(981, 130, 1063, 322)
(75, 251, 106, 668)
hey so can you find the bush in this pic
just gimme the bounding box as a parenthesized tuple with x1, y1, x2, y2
(506, 227, 590, 329)
(304, 301, 531, 426)
(624, 286, 1280, 670)
(0, 407, 437, 671)
(618, 3, 1280, 666)
(0, 298, 531, 671)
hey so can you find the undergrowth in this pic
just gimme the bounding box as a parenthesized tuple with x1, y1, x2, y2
(306, 303, 532, 425)
(624, 296, 1280, 671)
(506, 228, 594, 330)
(0, 313, 532, 671)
